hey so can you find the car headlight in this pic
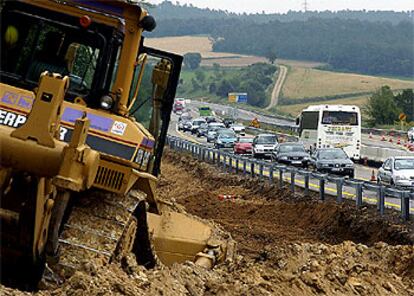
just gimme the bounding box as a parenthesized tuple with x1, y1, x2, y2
(320, 163, 330, 168)
(346, 164, 354, 168)
(280, 156, 288, 160)
(303, 157, 309, 161)
(395, 175, 408, 181)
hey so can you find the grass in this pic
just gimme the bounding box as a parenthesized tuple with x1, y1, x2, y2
(176, 67, 241, 99)
(281, 67, 414, 100)
(275, 95, 370, 118)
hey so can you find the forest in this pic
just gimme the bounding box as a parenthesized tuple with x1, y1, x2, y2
(148, 2, 414, 78)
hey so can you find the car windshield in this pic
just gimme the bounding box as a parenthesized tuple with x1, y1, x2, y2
(279, 145, 305, 153)
(319, 149, 348, 160)
(219, 130, 235, 136)
(238, 137, 253, 143)
(200, 123, 208, 128)
(394, 159, 414, 170)
(220, 133, 235, 139)
(193, 120, 205, 126)
(257, 135, 277, 144)
(181, 116, 191, 121)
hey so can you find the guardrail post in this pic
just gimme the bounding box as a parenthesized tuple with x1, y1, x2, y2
(217, 150, 221, 166)
(401, 191, 410, 221)
(243, 158, 247, 175)
(377, 186, 385, 216)
(222, 154, 227, 171)
(228, 157, 233, 173)
(259, 161, 264, 179)
(290, 169, 296, 193)
(336, 178, 344, 203)
(303, 172, 310, 197)
(319, 178, 325, 201)
(355, 183, 363, 207)
(250, 161, 255, 177)
(269, 165, 274, 184)
(235, 157, 239, 174)
(278, 167, 284, 188)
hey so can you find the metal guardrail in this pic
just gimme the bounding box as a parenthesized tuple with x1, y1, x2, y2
(167, 136, 413, 221)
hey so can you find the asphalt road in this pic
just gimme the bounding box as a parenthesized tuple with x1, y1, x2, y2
(168, 112, 414, 215)
(190, 101, 410, 151)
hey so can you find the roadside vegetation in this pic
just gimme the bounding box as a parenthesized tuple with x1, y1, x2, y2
(177, 63, 277, 108)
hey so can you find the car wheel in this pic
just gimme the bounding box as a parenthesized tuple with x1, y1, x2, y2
(349, 171, 355, 179)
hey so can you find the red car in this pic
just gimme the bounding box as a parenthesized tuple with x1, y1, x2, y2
(234, 136, 254, 154)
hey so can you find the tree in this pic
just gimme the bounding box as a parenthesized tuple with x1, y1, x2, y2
(216, 79, 233, 97)
(364, 86, 401, 126)
(394, 89, 414, 122)
(183, 52, 202, 70)
(265, 47, 277, 64)
(194, 69, 206, 82)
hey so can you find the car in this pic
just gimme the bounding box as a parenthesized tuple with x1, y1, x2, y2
(230, 123, 246, 136)
(178, 114, 192, 131)
(223, 118, 235, 128)
(252, 134, 279, 158)
(234, 136, 254, 154)
(196, 122, 209, 137)
(205, 116, 217, 123)
(271, 142, 310, 167)
(206, 123, 226, 142)
(182, 120, 193, 132)
(190, 118, 206, 134)
(408, 127, 414, 142)
(377, 156, 414, 190)
(310, 148, 355, 178)
(214, 129, 237, 149)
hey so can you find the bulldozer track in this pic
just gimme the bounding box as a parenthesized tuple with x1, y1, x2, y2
(50, 190, 147, 279)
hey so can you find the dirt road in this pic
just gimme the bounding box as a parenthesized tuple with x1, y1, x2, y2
(1, 150, 413, 296)
(266, 65, 288, 110)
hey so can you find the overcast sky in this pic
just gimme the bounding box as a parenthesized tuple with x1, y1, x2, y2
(149, 0, 414, 14)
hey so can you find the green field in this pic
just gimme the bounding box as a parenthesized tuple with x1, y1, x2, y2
(280, 66, 414, 101)
(176, 67, 241, 99)
(276, 95, 370, 118)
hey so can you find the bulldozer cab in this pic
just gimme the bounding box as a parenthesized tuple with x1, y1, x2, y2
(0, 0, 181, 176)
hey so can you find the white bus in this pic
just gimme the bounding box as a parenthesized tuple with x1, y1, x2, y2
(296, 105, 362, 160)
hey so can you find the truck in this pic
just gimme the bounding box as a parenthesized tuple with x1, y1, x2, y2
(0, 0, 232, 288)
(199, 106, 212, 117)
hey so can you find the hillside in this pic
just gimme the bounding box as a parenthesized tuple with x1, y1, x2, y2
(146, 2, 414, 77)
(146, 35, 413, 115)
(151, 1, 413, 24)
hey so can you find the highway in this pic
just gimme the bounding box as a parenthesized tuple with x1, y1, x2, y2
(168, 112, 414, 216)
(190, 101, 411, 151)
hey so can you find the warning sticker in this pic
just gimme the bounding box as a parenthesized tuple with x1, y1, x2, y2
(111, 121, 127, 136)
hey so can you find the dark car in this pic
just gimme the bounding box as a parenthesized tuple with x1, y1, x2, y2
(272, 143, 310, 167)
(205, 116, 217, 124)
(196, 122, 209, 137)
(223, 118, 235, 128)
(310, 148, 355, 178)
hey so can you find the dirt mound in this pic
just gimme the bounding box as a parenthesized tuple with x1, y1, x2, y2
(1, 150, 413, 296)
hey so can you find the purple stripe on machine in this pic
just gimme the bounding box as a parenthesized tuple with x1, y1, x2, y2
(62, 107, 113, 132)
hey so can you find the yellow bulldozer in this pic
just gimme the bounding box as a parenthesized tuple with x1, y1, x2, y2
(0, 0, 232, 288)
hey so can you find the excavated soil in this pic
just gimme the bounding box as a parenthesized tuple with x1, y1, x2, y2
(1, 150, 413, 295)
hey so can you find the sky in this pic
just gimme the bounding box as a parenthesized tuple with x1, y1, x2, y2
(149, 0, 414, 14)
